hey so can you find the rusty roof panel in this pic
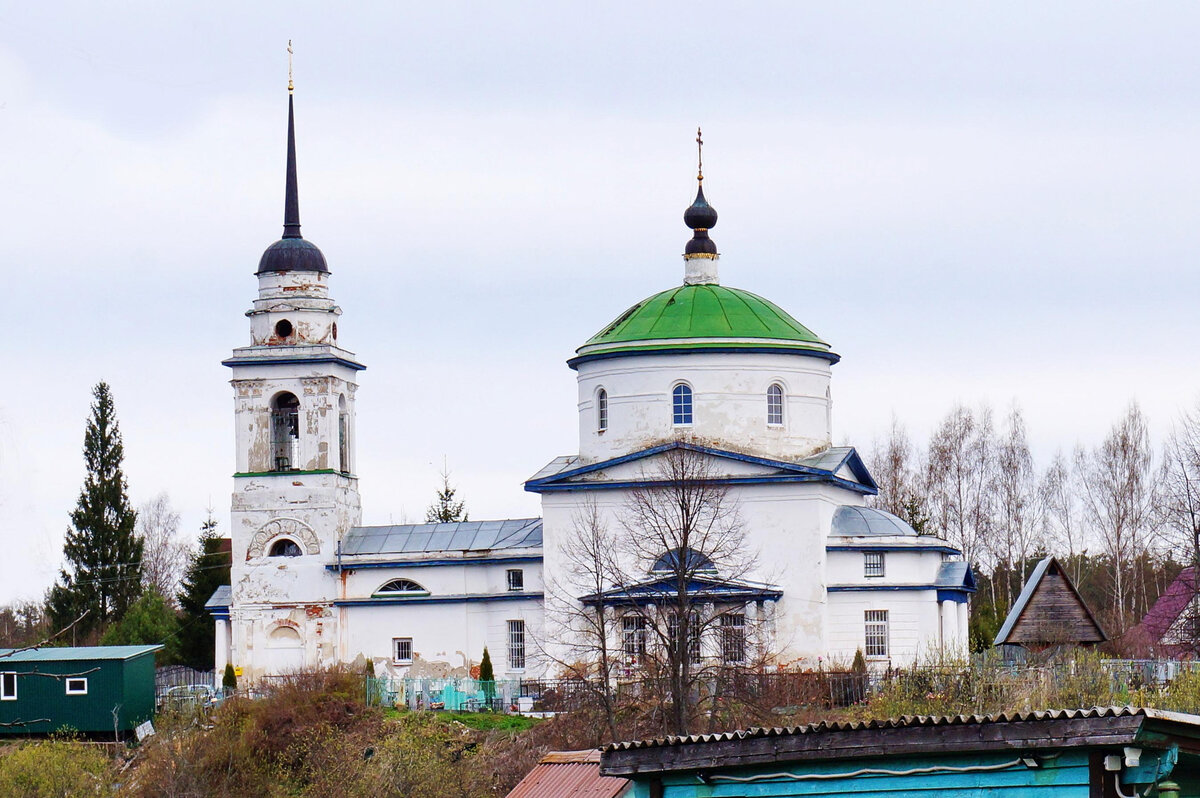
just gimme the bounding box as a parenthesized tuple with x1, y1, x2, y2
(506, 751, 629, 798)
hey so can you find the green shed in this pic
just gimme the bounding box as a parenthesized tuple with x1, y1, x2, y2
(0, 645, 161, 736)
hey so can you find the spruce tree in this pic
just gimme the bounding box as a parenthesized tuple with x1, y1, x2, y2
(47, 382, 142, 640)
(175, 511, 232, 669)
(425, 463, 468, 523)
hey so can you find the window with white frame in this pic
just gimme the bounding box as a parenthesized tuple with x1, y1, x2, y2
(0, 673, 15, 701)
(672, 384, 693, 425)
(720, 613, 746, 664)
(393, 637, 413, 664)
(506, 569, 524, 592)
(597, 388, 608, 432)
(668, 612, 702, 664)
(65, 677, 88, 695)
(622, 615, 647, 664)
(767, 383, 784, 426)
(864, 551, 885, 578)
(508, 620, 526, 670)
(374, 579, 428, 596)
(865, 610, 889, 658)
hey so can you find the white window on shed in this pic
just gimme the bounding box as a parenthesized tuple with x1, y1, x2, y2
(506, 569, 524, 592)
(393, 638, 413, 664)
(865, 610, 889, 658)
(508, 620, 526, 671)
(864, 551, 885, 577)
(0, 672, 15, 700)
(65, 677, 88, 695)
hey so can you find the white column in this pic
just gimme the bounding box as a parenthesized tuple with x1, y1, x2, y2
(214, 618, 230, 689)
(940, 602, 958, 655)
(958, 601, 969, 650)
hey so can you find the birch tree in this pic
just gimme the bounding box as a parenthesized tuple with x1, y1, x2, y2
(991, 405, 1037, 606)
(925, 404, 995, 569)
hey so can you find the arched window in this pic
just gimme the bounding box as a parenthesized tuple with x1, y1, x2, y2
(374, 579, 429, 596)
(672, 384, 693, 425)
(268, 538, 302, 557)
(596, 388, 608, 432)
(271, 392, 300, 471)
(767, 383, 784, 426)
(338, 394, 349, 473)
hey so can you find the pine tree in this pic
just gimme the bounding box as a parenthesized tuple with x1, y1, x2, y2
(47, 382, 142, 640)
(425, 462, 468, 523)
(175, 510, 232, 669)
(479, 646, 496, 706)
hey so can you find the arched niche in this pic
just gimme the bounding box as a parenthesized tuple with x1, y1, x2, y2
(247, 517, 321, 558)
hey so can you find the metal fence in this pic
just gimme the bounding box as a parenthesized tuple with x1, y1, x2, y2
(155, 665, 216, 695)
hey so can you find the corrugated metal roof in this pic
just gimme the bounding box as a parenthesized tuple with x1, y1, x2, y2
(830, 505, 917, 537)
(205, 584, 232, 610)
(507, 750, 629, 798)
(0, 645, 163, 663)
(604, 706, 1188, 752)
(341, 518, 542, 556)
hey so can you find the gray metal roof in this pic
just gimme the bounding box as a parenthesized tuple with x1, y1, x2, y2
(935, 561, 972, 588)
(0, 645, 162, 663)
(830, 505, 917, 537)
(604, 706, 1195, 752)
(205, 584, 232, 610)
(799, 446, 855, 472)
(340, 518, 542, 556)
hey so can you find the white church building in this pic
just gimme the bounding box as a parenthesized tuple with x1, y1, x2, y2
(207, 90, 974, 682)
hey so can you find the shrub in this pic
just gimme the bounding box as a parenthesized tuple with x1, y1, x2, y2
(0, 740, 117, 797)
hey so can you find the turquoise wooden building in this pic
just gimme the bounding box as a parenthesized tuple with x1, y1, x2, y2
(602, 707, 1200, 797)
(0, 645, 161, 736)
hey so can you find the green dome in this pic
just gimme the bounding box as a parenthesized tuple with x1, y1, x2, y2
(570, 284, 837, 368)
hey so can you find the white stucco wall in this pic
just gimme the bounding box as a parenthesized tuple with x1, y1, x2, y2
(574, 351, 833, 463)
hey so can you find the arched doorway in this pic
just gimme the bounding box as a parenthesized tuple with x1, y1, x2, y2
(265, 625, 304, 675)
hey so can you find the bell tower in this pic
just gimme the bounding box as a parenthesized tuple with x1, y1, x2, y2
(222, 67, 365, 678)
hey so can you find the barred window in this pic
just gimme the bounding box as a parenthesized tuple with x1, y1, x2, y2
(506, 569, 524, 592)
(508, 620, 526, 670)
(864, 551, 885, 578)
(623, 615, 647, 664)
(865, 610, 889, 658)
(393, 638, 413, 664)
(597, 389, 608, 432)
(767, 383, 784, 425)
(720, 613, 746, 664)
(672, 384, 693, 425)
(669, 613, 702, 664)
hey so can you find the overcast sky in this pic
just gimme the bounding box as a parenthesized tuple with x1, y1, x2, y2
(2, 2, 1199, 603)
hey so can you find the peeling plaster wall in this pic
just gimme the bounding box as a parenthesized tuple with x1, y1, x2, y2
(575, 352, 833, 463)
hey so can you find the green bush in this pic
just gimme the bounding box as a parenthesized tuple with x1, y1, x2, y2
(0, 740, 117, 797)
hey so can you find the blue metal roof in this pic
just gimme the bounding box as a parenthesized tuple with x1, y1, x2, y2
(205, 584, 232, 610)
(340, 518, 542, 556)
(935, 561, 976, 590)
(831, 505, 918, 537)
(0, 645, 162, 663)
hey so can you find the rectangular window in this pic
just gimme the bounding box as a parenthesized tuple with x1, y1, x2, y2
(0, 672, 15, 701)
(622, 615, 647, 664)
(393, 637, 413, 664)
(506, 569, 524, 592)
(669, 613, 702, 664)
(865, 610, 889, 658)
(65, 677, 88, 695)
(508, 620, 526, 671)
(720, 613, 746, 664)
(864, 551, 885, 578)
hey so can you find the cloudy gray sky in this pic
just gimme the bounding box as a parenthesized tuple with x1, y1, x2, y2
(2, 2, 1199, 603)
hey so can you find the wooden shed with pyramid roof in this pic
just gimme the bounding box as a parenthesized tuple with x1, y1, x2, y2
(993, 556, 1106, 650)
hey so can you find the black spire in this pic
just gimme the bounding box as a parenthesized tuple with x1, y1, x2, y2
(283, 93, 301, 239)
(684, 127, 717, 257)
(256, 53, 329, 275)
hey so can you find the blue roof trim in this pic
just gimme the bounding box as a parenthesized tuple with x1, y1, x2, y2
(567, 346, 841, 370)
(580, 575, 783, 608)
(222, 355, 367, 372)
(334, 591, 543, 607)
(525, 441, 877, 496)
(827, 584, 941, 593)
(326, 555, 543, 571)
(938, 589, 971, 604)
(826, 545, 961, 554)
(210, 609, 231, 620)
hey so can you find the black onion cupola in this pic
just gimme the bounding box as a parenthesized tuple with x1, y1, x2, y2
(257, 88, 329, 274)
(683, 127, 718, 259)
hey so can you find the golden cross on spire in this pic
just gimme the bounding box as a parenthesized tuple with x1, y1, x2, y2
(287, 40, 294, 94)
(696, 126, 704, 182)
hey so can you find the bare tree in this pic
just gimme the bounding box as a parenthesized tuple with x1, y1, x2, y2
(541, 498, 621, 741)
(1040, 448, 1087, 584)
(868, 416, 930, 530)
(138, 493, 190, 603)
(925, 404, 995, 570)
(991, 405, 1037, 606)
(1075, 402, 1155, 630)
(1160, 402, 1200, 571)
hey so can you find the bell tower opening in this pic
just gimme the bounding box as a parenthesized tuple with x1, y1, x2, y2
(271, 392, 300, 471)
(338, 394, 349, 474)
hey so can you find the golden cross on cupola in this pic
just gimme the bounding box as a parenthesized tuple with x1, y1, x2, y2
(696, 126, 704, 182)
(287, 40, 294, 94)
